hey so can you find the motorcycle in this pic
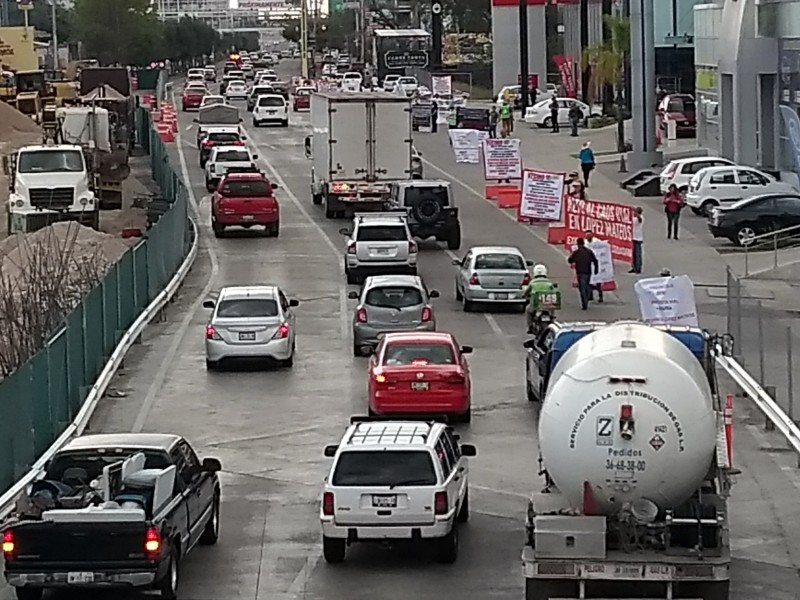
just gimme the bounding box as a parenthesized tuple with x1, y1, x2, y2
(526, 289, 561, 335)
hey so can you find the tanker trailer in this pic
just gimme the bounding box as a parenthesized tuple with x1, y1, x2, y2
(523, 321, 733, 600)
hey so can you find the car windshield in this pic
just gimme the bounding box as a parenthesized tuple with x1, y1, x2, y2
(383, 343, 455, 365)
(366, 286, 423, 308)
(331, 451, 437, 486)
(216, 150, 250, 162)
(216, 298, 278, 318)
(252, 87, 272, 96)
(202, 97, 224, 106)
(667, 98, 695, 113)
(208, 132, 240, 143)
(356, 225, 407, 242)
(258, 96, 285, 107)
(475, 253, 525, 270)
(186, 86, 205, 94)
(221, 180, 272, 196)
(18, 150, 84, 173)
(229, 81, 245, 87)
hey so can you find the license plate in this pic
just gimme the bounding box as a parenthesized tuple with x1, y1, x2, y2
(242, 215, 254, 221)
(613, 565, 643, 578)
(238, 331, 256, 341)
(411, 381, 429, 391)
(489, 292, 508, 300)
(372, 494, 397, 508)
(373, 248, 390, 255)
(67, 572, 94, 584)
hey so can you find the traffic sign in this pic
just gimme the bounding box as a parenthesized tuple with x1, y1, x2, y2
(342, 1, 360, 8)
(384, 50, 428, 69)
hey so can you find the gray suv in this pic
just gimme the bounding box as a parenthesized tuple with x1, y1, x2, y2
(349, 275, 439, 356)
(340, 213, 418, 285)
(388, 180, 461, 250)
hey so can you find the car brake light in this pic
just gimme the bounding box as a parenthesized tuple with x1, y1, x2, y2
(468, 273, 479, 285)
(521, 273, 531, 286)
(434, 491, 448, 515)
(421, 306, 432, 322)
(445, 370, 465, 384)
(202, 139, 214, 147)
(356, 308, 367, 322)
(145, 526, 161, 557)
(274, 324, 289, 339)
(206, 325, 220, 340)
(322, 492, 334, 515)
(2, 530, 14, 556)
(409, 241, 418, 254)
(347, 243, 356, 255)
(374, 372, 387, 383)
(332, 182, 350, 193)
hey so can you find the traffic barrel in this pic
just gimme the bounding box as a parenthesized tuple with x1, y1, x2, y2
(156, 122, 174, 143)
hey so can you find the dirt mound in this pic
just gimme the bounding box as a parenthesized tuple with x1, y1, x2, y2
(0, 100, 42, 137)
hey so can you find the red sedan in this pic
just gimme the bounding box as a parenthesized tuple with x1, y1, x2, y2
(182, 84, 207, 111)
(211, 172, 280, 238)
(367, 332, 473, 423)
(292, 87, 314, 111)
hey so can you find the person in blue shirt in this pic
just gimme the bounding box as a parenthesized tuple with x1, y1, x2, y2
(579, 141, 595, 187)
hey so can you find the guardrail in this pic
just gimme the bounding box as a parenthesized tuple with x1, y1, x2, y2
(742, 222, 800, 276)
(0, 107, 196, 518)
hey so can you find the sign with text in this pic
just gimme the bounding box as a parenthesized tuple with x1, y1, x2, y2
(553, 54, 577, 98)
(482, 138, 522, 180)
(519, 169, 565, 221)
(448, 129, 486, 164)
(412, 102, 433, 132)
(385, 50, 429, 69)
(564, 197, 633, 262)
(588, 240, 615, 285)
(431, 75, 452, 97)
(635, 275, 699, 326)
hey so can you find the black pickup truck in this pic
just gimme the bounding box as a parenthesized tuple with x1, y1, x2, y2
(1, 433, 222, 600)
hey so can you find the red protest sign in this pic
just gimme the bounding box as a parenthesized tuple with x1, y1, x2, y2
(563, 197, 633, 262)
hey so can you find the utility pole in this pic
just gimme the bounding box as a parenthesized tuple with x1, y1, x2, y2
(431, 0, 443, 73)
(51, 0, 58, 70)
(518, 0, 529, 110)
(310, 0, 318, 78)
(300, 0, 309, 78)
(628, 0, 661, 169)
(579, 0, 589, 102)
(359, 0, 367, 65)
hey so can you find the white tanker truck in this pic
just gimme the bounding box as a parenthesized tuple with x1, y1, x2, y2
(522, 321, 734, 600)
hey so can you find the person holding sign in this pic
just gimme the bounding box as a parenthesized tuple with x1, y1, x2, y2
(584, 231, 604, 303)
(499, 100, 513, 138)
(568, 238, 599, 310)
(522, 264, 560, 334)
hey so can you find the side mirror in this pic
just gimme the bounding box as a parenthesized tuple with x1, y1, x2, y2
(451, 258, 461, 266)
(428, 290, 440, 298)
(192, 117, 199, 123)
(522, 339, 537, 350)
(251, 153, 258, 159)
(461, 444, 477, 457)
(323, 445, 338, 458)
(525, 260, 534, 266)
(417, 151, 423, 156)
(202, 300, 215, 309)
(348, 291, 359, 299)
(271, 182, 278, 189)
(240, 134, 247, 139)
(460, 345, 473, 354)
(202, 457, 222, 472)
(288, 299, 300, 307)
(338, 227, 351, 236)
(239, 117, 244, 122)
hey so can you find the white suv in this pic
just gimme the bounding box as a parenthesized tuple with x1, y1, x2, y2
(339, 213, 418, 285)
(204, 146, 259, 191)
(320, 418, 477, 564)
(252, 94, 289, 127)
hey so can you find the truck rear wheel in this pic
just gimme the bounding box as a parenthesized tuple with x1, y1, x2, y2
(158, 549, 179, 599)
(312, 193, 323, 205)
(525, 578, 575, 600)
(322, 536, 346, 563)
(447, 224, 462, 250)
(14, 588, 43, 600)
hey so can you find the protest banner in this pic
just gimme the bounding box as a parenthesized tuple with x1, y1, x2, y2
(519, 169, 565, 221)
(448, 129, 486, 164)
(483, 138, 522, 181)
(634, 275, 699, 326)
(431, 75, 453, 97)
(563, 197, 633, 263)
(412, 102, 433, 132)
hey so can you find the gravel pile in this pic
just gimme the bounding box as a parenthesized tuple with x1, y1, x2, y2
(0, 101, 43, 236)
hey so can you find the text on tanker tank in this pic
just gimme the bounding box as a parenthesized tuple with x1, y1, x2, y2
(569, 393, 611, 449)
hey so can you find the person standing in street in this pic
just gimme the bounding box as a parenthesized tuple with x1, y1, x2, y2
(568, 238, 599, 310)
(549, 96, 560, 133)
(489, 105, 499, 138)
(499, 100, 513, 138)
(430, 99, 439, 133)
(584, 231, 604, 303)
(579, 141, 595, 187)
(630, 206, 644, 274)
(663, 184, 685, 240)
(568, 102, 584, 137)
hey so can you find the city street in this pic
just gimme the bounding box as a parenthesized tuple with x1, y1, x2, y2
(3, 68, 800, 600)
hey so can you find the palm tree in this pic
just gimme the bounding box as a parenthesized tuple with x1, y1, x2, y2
(582, 15, 630, 152)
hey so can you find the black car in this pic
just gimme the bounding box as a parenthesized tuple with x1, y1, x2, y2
(388, 180, 461, 250)
(707, 192, 800, 246)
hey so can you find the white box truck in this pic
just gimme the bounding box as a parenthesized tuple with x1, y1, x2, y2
(305, 91, 412, 219)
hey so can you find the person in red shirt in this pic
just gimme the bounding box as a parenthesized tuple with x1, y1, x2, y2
(663, 184, 685, 240)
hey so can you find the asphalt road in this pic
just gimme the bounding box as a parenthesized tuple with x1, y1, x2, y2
(3, 64, 800, 600)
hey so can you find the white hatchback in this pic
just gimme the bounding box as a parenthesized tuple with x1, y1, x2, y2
(320, 419, 477, 564)
(659, 156, 735, 195)
(685, 165, 797, 216)
(252, 94, 289, 127)
(340, 72, 362, 92)
(524, 97, 594, 127)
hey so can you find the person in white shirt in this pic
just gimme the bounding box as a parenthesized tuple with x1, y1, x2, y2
(630, 206, 644, 274)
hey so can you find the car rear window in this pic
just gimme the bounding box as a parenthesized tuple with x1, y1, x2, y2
(475, 253, 525, 270)
(366, 286, 423, 308)
(667, 99, 695, 113)
(208, 132, 240, 143)
(384, 343, 455, 365)
(332, 450, 437, 486)
(357, 225, 407, 242)
(216, 298, 278, 317)
(216, 150, 250, 162)
(222, 180, 272, 196)
(258, 96, 285, 107)
(252, 87, 273, 96)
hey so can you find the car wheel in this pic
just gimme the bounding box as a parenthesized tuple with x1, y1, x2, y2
(158, 549, 179, 599)
(447, 224, 462, 250)
(353, 342, 361, 357)
(346, 270, 360, 285)
(282, 345, 295, 368)
(435, 522, 459, 564)
(735, 225, 758, 247)
(252, 119, 259, 127)
(14, 589, 43, 600)
(322, 536, 346, 563)
(690, 207, 702, 216)
(205, 180, 215, 192)
(701, 200, 717, 217)
(199, 493, 220, 545)
(457, 407, 471, 424)
(312, 193, 323, 206)
(455, 284, 463, 302)
(282, 120, 289, 127)
(212, 221, 224, 238)
(457, 490, 470, 523)
(462, 296, 473, 312)
(206, 359, 219, 371)
(543, 116, 552, 128)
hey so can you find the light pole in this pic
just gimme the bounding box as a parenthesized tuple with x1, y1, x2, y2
(51, 0, 58, 70)
(300, 0, 309, 78)
(628, 0, 661, 169)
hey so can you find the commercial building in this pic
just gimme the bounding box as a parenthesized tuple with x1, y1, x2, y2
(694, 0, 800, 187)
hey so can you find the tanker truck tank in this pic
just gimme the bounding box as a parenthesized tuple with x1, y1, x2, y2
(538, 321, 717, 515)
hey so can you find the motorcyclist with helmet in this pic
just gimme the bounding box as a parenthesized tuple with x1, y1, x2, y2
(523, 264, 560, 334)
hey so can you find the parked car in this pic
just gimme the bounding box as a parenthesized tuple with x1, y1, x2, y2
(396, 76, 419, 97)
(382, 74, 400, 92)
(659, 156, 736, 194)
(524, 98, 595, 127)
(657, 94, 696, 137)
(707, 193, 800, 246)
(211, 172, 280, 238)
(452, 246, 533, 311)
(685, 165, 796, 216)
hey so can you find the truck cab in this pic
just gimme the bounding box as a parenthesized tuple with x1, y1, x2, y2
(4, 145, 99, 234)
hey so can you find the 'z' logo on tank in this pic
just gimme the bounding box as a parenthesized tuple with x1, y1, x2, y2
(649, 434, 665, 451)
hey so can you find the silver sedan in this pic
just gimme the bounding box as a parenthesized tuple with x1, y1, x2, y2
(453, 245, 533, 312)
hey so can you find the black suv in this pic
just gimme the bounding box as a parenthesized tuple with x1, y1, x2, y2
(388, 180, 461, 250)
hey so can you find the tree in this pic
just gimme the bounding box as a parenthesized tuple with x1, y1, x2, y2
(280, 13, 349, 51)
(0, 0, 75, 42)
(441, 0, 490, 34)
(162, 17, 219, 63)
(583, 15, 630, 152)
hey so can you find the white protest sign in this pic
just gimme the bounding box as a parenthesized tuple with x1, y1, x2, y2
(431, 75, 452, 97)
(483, 138, 522, 180)
(587, 240, 614, 285)
(448, 129, 487, 164)
(634, 275, 699, 326)
(519, 169, 565, 221)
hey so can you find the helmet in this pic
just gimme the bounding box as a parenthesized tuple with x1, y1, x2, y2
(533, 264, 548, 278)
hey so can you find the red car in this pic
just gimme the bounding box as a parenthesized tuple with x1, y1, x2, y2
(181, 84, 206, 111)
(292, 87, 314, 111)
(211, 173, 280, 238)
(658, 94, 696, 137)
(367, 332, 473, 422)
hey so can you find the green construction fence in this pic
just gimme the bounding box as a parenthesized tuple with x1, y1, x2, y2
(0, 108, 192, 498)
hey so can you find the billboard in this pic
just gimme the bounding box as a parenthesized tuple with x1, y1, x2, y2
(0, 27, 38, 72)
(229, 0, 286, 7)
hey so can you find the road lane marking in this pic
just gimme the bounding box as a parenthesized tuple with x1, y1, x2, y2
(132, 91, 220, 433)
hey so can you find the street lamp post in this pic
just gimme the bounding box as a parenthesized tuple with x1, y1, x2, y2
(51, 0, 59, 70)
(300, 0, 309, 79)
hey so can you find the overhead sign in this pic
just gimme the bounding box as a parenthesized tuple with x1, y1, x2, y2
(341, 1, 360, 8)
(384, 50, 429, 69)
(229, 0, 286, 8)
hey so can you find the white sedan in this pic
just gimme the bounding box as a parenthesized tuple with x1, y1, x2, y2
(524, 98, 595, 128)
(224, 80, 249, 101)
